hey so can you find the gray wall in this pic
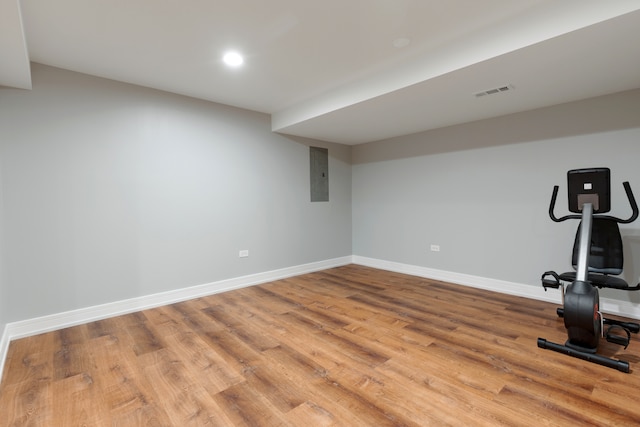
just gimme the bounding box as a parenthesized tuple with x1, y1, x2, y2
(0, 162, 5, 331)
(2, 63, 640, 325)
(0, 64, 352, 323)
(353, 90, 640, 302)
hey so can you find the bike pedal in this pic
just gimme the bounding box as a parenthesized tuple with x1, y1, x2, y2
(606, 326, 631, 349)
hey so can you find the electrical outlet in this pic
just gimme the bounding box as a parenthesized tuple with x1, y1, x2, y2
(430, 244, 440, 252)
(239, 250, 249, 258)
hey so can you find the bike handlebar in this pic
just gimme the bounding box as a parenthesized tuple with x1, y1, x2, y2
(548, 181, 638, 224)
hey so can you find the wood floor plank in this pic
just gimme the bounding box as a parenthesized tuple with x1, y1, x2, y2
(0, 380, 52, 426)
(116, 312, 166, 357)
(150, 308, 245, 395)
(285, 401, 338, 427)
(0, 334, 55, 389)
(52, 326, 94, 382)
(3, 264, 640, 426)
(104, 357, 175, 425)
(213, 380, 292, 427)
(375, 357, 524, 427)
(50, 372, 107, 427)
(0, 336, 54, 426)
(137, 348, 230, 426)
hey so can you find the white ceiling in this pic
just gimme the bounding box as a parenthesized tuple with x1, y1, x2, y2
(3, 0, 640, 145)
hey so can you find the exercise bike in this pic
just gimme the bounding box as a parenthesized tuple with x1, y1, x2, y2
(538, 168, 640, 373)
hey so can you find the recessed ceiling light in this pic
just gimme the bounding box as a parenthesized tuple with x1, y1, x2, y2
(223, 51, 244, 67)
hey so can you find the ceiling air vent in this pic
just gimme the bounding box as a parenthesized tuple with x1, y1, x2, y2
(474, 84, 514, 98)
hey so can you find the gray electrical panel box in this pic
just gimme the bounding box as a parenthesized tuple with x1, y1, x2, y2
(310, 147, 329, 202)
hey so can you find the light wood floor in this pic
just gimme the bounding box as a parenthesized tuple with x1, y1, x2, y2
(2, 264, 640, 426)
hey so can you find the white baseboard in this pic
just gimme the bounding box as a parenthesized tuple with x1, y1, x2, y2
(0, 256, 352, 384)
(352, 255, 640, 320)
(3, 255, 640, 385)
(5, 256, 353, 341)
